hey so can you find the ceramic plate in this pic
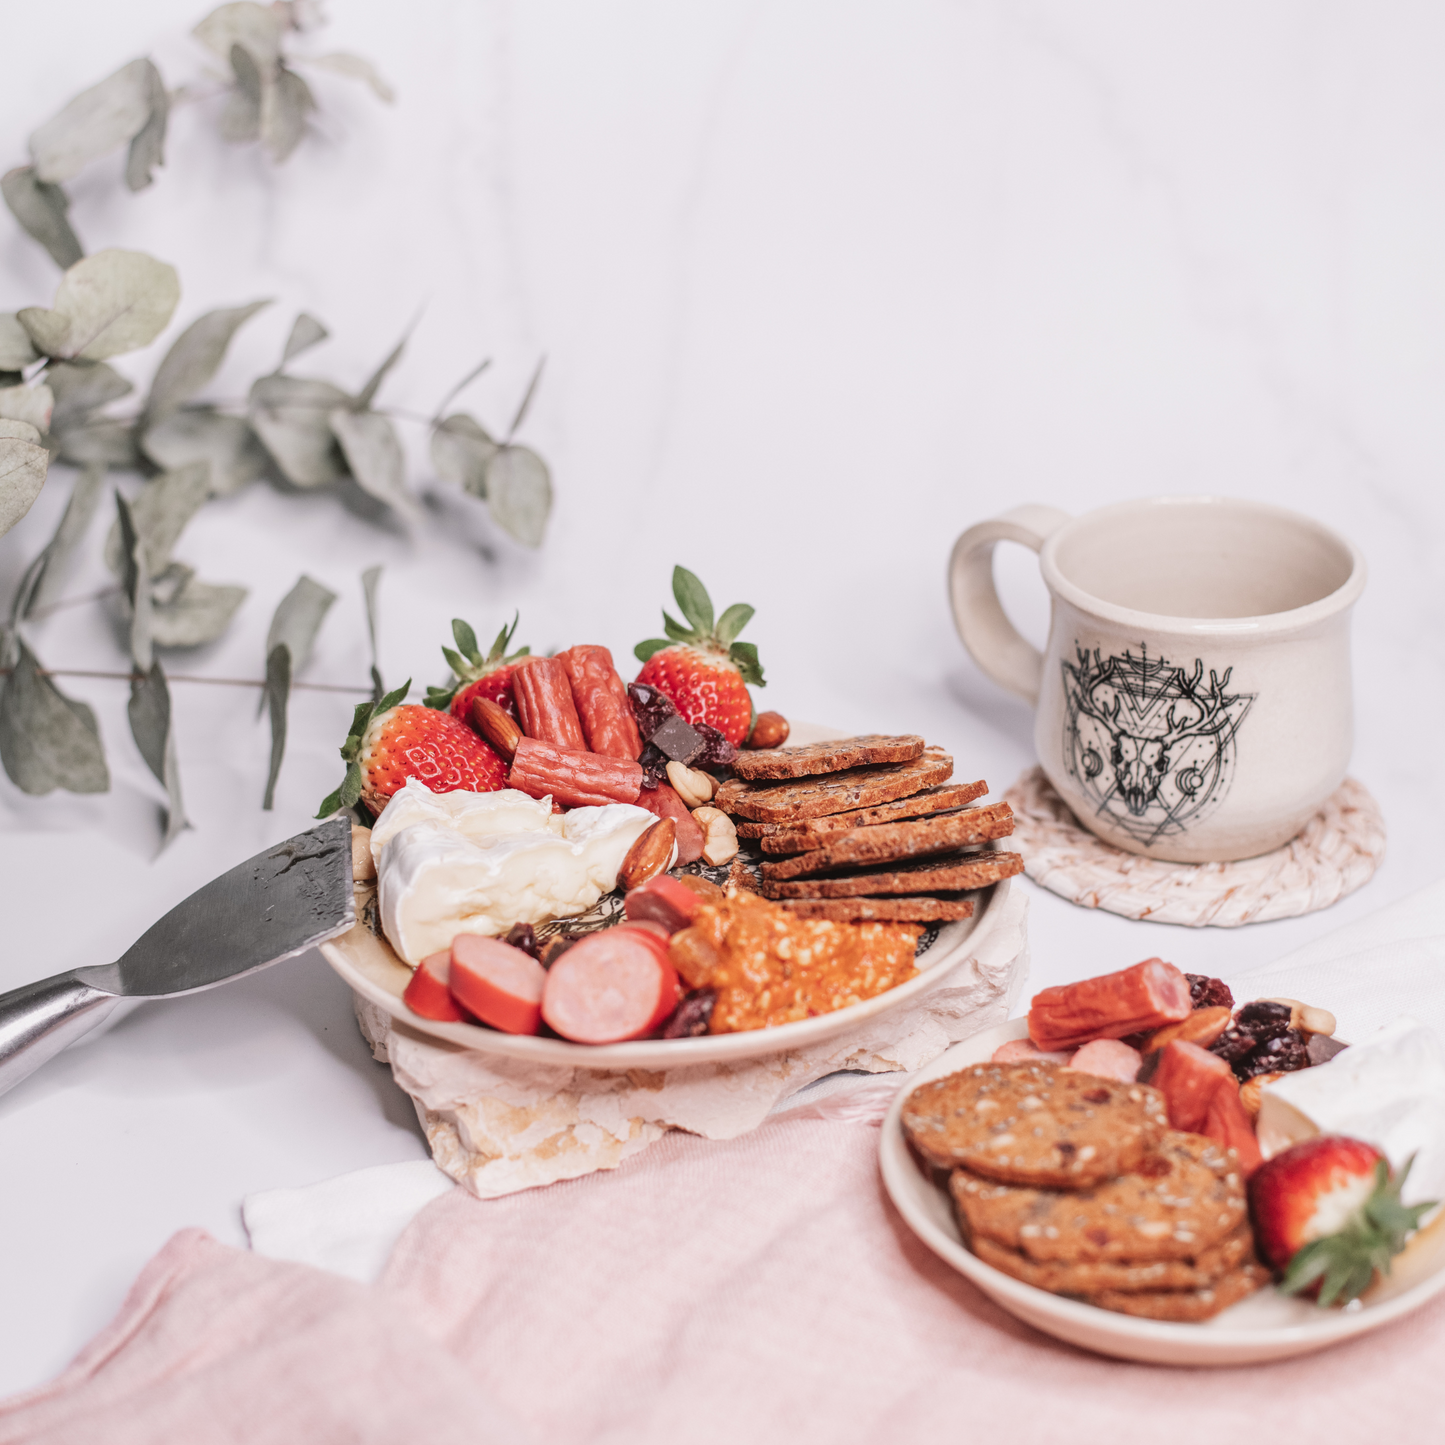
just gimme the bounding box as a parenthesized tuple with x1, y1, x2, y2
(879, 1018, 1445, 1366)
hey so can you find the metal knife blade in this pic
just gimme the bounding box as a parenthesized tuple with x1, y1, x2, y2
(76, 814, 356, 998)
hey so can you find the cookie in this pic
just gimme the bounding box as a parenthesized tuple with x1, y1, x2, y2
(901, 1060, 1167, 1190)
(1085, 1262, 1268, 1321)
(759, 851, 1023, 898)
(714, 750, 954, 824)
(741, 780, 989, 846)
(947, 1132, 1248, 1261)
(730, 734, 925, 781)
(968, 1224, 1254, 1295)
(777, 896, 975, 922)
(760, 804, 1015, 880)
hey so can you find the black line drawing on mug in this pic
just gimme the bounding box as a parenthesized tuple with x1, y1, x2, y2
(1061, 644, 1255, 845)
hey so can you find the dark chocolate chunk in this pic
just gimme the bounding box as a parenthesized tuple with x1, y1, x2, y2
(628, 682, 677, 741)
(1234, 1000, 1292, 1043)
(1186, 973, 1234, 1011)
(1307, 1034, 1349, 1066)
(505, 922, 541, 961)
(662, 987, 717, 1039)
(650, 713, 705, 764)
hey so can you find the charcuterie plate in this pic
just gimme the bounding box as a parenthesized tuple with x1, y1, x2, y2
(879, 1018, 1445, 1365)
(320, 869, 1014, 1068)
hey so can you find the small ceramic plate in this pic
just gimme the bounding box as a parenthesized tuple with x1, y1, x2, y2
(879, 1018, 1445, 1366)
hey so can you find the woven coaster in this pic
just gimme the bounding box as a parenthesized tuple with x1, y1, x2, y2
(1002, 766, 1385, 928)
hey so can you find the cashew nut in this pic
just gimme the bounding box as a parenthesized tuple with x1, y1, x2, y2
(691, 805, 739, 866)
(1263, 997, 1337, 1037)
(666, 760, 717, 809)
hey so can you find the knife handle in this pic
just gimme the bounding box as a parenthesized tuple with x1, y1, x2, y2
(0, 972, 122, 1100)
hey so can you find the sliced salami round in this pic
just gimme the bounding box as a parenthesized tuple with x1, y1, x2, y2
(449, 935, 546, 1035)
(541, 930, 681, 1044)
(402, 950, 473, 1023)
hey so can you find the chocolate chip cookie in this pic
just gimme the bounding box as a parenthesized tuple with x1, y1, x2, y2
(1085, 1262, 1268, 1321)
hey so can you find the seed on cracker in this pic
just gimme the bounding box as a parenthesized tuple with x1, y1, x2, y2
(730, 733, 925, 781)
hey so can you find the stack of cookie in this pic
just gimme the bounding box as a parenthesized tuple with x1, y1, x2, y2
(901, 1059, 1266, 1321)
(715, 734, 1022, 923)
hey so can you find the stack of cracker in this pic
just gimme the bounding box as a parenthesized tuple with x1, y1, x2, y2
(715, 734, 1022, 923)
(901, 1060, 1266, 1321)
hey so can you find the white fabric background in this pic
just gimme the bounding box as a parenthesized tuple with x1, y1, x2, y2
(4, 0, 1445, 1396)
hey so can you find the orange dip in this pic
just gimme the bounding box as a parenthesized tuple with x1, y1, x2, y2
(668, 889, 920, 1033)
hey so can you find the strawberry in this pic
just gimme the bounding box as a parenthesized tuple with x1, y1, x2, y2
(317, 681, 508, 818)
(423, 614, 530, 724)
(1249, 1136, 1436, 1307)
(633, 566, 764, 746)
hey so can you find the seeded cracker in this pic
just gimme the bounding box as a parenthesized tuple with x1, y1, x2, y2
(744, 780, 989, 848)
(760, 851, 1023, 898)
(731, 733, 925, 781)
(760, 804, 1015, 879)
(778, 896, 975, 922)
(714, 749, 954, 824)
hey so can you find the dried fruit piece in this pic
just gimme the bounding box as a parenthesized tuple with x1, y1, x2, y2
(504, 922, 542, 962)
(662, 986, 717, 1038)
(1239, 1028, 1311, 1079)
(1139, 1005, 1232, 1055)
(1186, 973, 1234, 1011)
(627, 681, 677, 740)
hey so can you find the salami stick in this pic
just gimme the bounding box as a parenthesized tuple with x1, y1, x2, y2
(558, 645, 643, 760)
(1028, 958, 1192, 1052)
(508, 736, 643, 808)
(512, 656, 588, 750)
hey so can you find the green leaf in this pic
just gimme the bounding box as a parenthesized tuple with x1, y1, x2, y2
(149, 573, 246, 648)
(115, 492, 152, 671)
(450, 619, 480, 663)
(0, 383, 54, 434)
(141, 408, 270, 497)
(0, 168, 82, 270)
(715, 602, 754, 647)
(329, 409, 415, 518)
(128, 659, 188, 848)
(143, 300, 271, 426)
(661, 611, 693, 643)
(261, 67, 315, 164)
(23, 462, 106, 617)
(431, 412, 497, 498)
(56, 417, 139, 469)
(361, 564, 384, 701)
(281, 312, 328, 367)
(298, 51, 395, 103)
(0, 315, 39, 371)
(46, 359, 132, 432)
(507, 356, 545, 439)
(484, 444, 552, 547)
(338, 760, 364, 809)
(249, 373, 348, 486)
(671, 567, 714, 633)
(19, 249, 180, 362)
(265, 574, 336, 676)
(315, 785, 344, 820)
(194, 3, 284, 72)
(728, 640, 765, 687)
(355, 334, 406, 411)
(441, 646, 469, 676)
(104, 463, 210, 578)
(0, 638, 109, 795)
(634, 638, 671, 664)
(377, 679, 410, 713)
(219, 44, 263, 143)
(29, 59, 156, 184)
(124, 61, 168, 192)
(423, 683, 457, 710)
(262, 642, 290, 810)
(0, 428, 50, 539)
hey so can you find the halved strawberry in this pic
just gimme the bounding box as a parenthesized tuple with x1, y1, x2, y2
(317, 682, 508, 818)
(1249, 1136, 1436, 1306)
(423, 614, 530, 724)
(633, 567, 764, 746)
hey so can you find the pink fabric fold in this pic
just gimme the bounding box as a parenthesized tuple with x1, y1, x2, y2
(4, 1102, 1443, 1445)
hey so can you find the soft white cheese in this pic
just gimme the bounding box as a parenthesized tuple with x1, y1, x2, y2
(1257, 1017, 1445, 1206)
(374, 781, 656, 964)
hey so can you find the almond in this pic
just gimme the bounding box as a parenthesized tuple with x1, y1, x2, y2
(470, 696, 524, 761)
(618, 817, 678, 890)
(747, 711, 790, 749)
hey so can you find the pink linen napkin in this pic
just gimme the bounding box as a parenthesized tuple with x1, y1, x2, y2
(4, 1085, 1443, 1445)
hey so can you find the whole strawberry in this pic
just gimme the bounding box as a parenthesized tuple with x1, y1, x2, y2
(633, 567, 764, 747)
(317, 682, 508, 818)
(423, 614, 530, 725)
(1249, 1136, 1435, 1307)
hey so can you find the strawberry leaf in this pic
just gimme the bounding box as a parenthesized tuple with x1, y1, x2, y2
(729, 640, 765, 687)
(634, 638, 671, 664)
(442, 646, 470, 676)
(662, 611, 697, 644)
(338, 760, 364, 810)
(451, 618, 479, 663)
(423, 683, 457, 710)
(671, 566, 714, 633)
(315, 785, 343, 819)
(715, 602, 753, 647)
(377, 679, 410, 713)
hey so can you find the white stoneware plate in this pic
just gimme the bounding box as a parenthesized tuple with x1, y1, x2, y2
(879, 1017, 1445, 1366)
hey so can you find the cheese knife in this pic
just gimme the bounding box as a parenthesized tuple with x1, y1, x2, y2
(0, 814, 355, 1100)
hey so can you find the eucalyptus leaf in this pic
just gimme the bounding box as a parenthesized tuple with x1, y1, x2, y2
(115, 492, 152, 671)
(301, 52, 396, 103)
(0, 383, 54, 434)
(0, 432, 50, 540)
(128, 660, 188, 847)
(19, 249, 181, 362)
(484, 444, 552, 548)
(0, 639, 109, 795)
(355, 334, 405, 411)
(329, 409, 415, 518)
(265, 573, 336, 675)
(104, 462, 210, 578)
(141, 408, 269, 496)
(8, 555, 48, 631)
(0, 316, 38, 372)
(0, 167, 83, 270)
(150, 574, 247, 648)
(29, 59, 155, 184)
(262, 642, 290, 809)
(56, 417, 138, 468)
(195, 3, 283, 72)
(361, 564, 384, 699)
(282, 312, 328, 366)
(219, 44, 263, 144)
(507, 356, 545, 439)
(144, 299, 271, 425)
(46, 360, 132, 432)
(261, 68, 315, 164)
(431, 413, 497, 498)
(24, 462, 106, 617)
(125, 61, 169, 192)
(249, 373, 348, 486)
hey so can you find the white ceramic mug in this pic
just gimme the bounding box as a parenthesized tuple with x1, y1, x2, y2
(948, 497, 1367, 863)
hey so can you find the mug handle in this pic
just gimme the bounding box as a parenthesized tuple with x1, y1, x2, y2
(947, 504, 1071, 706)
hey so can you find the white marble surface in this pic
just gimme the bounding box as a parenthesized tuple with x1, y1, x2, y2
(4, 0, 1445, 1397)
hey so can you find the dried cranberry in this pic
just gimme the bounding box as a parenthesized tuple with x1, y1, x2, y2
(1210, 1026, 1258, 1068)
(1238, 1029, 1310, 1078)
(638, 743, 669, 790)
(1234, 1000, 1292, 1043)
(541, 935, 580, 968)
(1186, 973, 1234, 1010)
(505, 922, 542, 960)
(692, 721, 737, 769)
(662, 987, 717, 1039)
(628, 682, 677, 741)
